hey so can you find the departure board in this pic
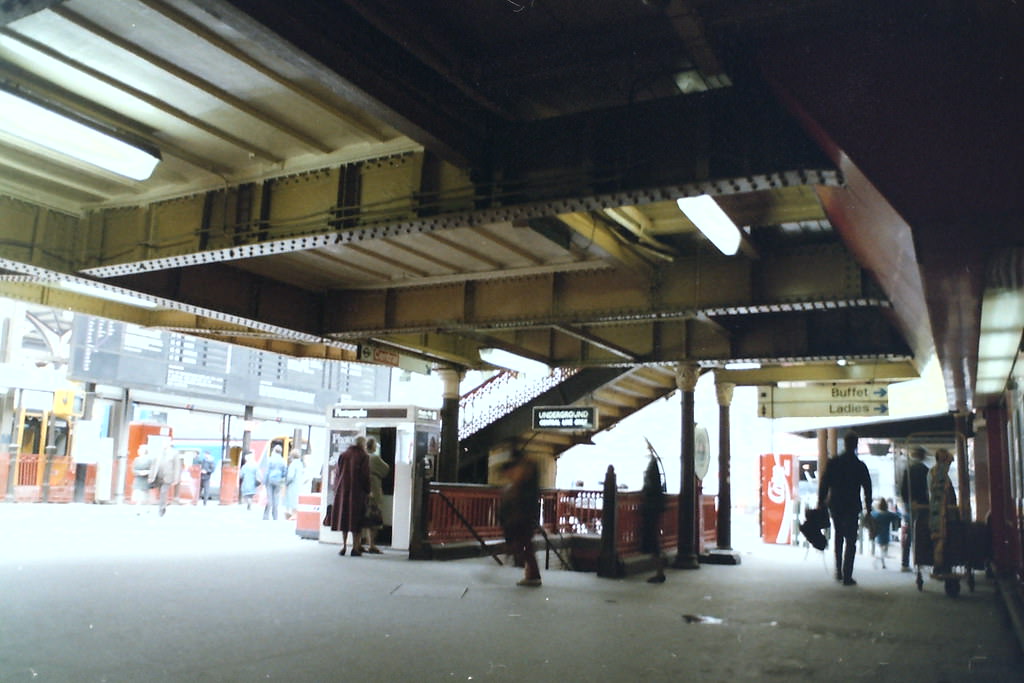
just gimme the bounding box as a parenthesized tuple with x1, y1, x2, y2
(69, 316, 389, 412)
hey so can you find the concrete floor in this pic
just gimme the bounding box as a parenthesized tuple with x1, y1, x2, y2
(0, 502, 1020, 683)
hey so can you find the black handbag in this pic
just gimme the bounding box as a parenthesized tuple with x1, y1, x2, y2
(800, 508, 829, 551)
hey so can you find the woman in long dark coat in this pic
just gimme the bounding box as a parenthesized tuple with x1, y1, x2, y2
(331, 436, 370, 556)
(640, 454, 666, 583)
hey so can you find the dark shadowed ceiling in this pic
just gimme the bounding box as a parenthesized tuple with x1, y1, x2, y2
(0, 0, 1020, 413)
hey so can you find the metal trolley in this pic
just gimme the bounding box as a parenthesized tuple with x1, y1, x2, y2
(913, 515, 990, 597)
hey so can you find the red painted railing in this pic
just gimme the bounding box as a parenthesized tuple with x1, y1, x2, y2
(14, 453, 41, 502)
(615, 493, 681, 555)
(425, 484, 699, 567)
(549, 488, 604, 535)
(427, 484, 505, 543)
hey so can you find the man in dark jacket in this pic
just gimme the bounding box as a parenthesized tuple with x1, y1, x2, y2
(899, 447, 930, 571)
(817, 430, 872, 586)
(195, 451, 215, 505)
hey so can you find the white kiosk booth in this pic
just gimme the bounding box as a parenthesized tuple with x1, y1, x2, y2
(321, 404, 441, 551)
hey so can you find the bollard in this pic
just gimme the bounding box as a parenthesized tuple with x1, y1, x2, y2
(597, 465, 621, 577)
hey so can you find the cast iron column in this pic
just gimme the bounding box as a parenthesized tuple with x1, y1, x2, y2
(714, 378, 734, 550)
(436, 367, 464, 483)
(673, 363, 701, 569)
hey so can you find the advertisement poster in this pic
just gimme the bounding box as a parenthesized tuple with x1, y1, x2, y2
(760, 453, 796, 544)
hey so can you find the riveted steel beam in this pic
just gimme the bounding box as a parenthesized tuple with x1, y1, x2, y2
(715, 361, 918, 386)
(71, 165, 839, 278)
(0, 276, 351, 360)
(105, 263, 325, 337)
(325, 244, 864, 335)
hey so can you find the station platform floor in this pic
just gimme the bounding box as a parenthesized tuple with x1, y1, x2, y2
(1, 502, 1021, 683)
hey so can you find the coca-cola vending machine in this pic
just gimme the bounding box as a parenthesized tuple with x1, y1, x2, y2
(760, 453, 796, 544)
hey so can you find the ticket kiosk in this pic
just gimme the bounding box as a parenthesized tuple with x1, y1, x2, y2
(321, 404, 441, 551)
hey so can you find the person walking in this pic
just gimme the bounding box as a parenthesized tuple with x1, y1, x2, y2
(330, 436, 371, 556)
(283, 449, 305, 521)
(131, 444, 155, 510)
(869, 498, 901, 569)
(195, 450, 215, 505)
(362, 437, 390, 553)
(239, 451, 259, 510)
(899, 446, 930, 571)
(262, 445, 288, 521)
(148, 445, 177, 517)
(499, 454, 542, 587)
(817, 430, 872, 586)
(640, 452, 667, 583)
(929, 448, 959, 573)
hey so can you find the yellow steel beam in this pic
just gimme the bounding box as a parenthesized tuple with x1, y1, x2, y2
(715, 361, 919, 386)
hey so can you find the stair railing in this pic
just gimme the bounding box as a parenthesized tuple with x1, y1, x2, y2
(458, 367, 578, 439)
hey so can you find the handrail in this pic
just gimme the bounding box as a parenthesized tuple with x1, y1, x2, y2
(424, 484, 697, 571)
(458, 367, 579, 439)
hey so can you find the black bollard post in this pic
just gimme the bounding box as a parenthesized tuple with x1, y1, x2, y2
(597, 465, 621, 577)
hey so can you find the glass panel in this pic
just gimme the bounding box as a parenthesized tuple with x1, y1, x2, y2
(51, 418, 70, 457)
(21, 414, 43, 454)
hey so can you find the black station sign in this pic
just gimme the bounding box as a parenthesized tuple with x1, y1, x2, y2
(532, 406, 597, 430)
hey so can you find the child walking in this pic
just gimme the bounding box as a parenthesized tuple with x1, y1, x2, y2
(870, 498, 901, 569)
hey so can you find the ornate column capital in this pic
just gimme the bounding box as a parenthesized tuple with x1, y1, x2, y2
(714, 376, 735, 407)
(675, 362, 700, 392)
(434, 366, 465, 399)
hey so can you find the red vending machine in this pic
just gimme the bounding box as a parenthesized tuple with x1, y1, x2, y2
(760, 453, 796, 544)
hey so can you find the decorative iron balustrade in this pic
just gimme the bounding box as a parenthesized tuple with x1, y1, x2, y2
(458, 367, 579, 439)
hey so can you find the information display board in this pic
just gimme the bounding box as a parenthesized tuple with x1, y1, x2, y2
(69, 316, 389, 412)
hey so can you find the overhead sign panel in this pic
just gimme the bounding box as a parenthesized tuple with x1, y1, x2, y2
(532, 406, 597, 430)
(757, 384, 889, 418)
(358, 343, 432, 374)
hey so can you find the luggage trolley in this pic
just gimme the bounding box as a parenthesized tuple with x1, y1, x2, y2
(899, 433, 991, 598)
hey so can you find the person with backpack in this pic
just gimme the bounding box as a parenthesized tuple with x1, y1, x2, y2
(262, 445, 288, 521)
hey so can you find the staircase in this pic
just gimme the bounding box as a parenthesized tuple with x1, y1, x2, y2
(458, 365, 680, 481)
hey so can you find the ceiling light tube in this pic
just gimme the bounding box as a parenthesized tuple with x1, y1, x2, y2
(478, 347, 550, 376)
(975, 288, 1024, 397)
(676, 194, 742, 255)
(0, 90, 160, 181)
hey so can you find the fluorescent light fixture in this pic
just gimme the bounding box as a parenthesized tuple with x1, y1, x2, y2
(676, 194, 742, 255)
(58, 280, 159, 309)
(724, 361, 761, 370)
(0, 90, 160, 181)
(674, 69, 709, 94)
(478, 347, 550, 376)
(975, 288, 1024, 396)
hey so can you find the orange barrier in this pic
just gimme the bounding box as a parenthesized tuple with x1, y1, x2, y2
(295, 493, 320, 539)
(220, 464, 239, 505)
(46, 457, 75, 503)
(84, 464, 96, 503)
